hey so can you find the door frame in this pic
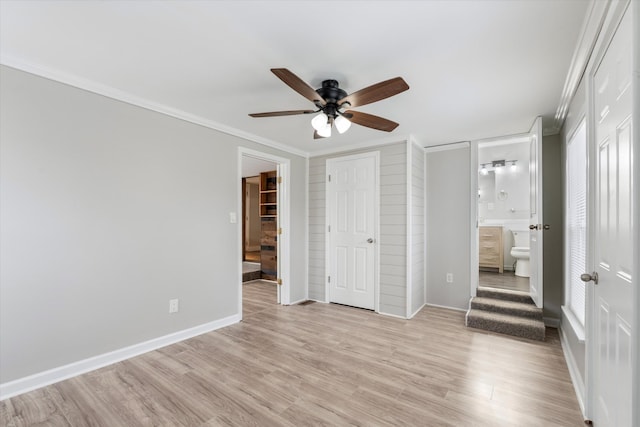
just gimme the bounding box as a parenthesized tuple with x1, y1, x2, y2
(469, 132, 539, 300)
(237, 147, 291, 318)
(325, 151, 380, 312)
(584, 0, 638, 423)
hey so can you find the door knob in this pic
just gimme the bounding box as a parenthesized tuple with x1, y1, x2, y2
(367, 238, 374, 244)
(580, 272, 599, 285)
(543, 224, 550, 230)
(529, 224, 539, 230)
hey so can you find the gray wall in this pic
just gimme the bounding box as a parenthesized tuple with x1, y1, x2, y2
(0, 65, 308, 383)
(425, 146, 471, 310)
(410, 142, 426, 315)
(542, 133, 564, 322)
(308, 142, 408, 317)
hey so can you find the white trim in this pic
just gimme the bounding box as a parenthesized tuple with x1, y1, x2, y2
(469, 141, 479, 299)
(304, 156, 310, 302)
(408, 302, 427, 319)
(378, 310, 409, 319)
(406, 139, 413, 318)
(0, 58, 309, 158)
(0, 314, 240, 400)
(551, 0, 611, 134)
(424, 141, 470, 153)
(426, 303, 468, 313)
(559, 325, 587, 419)
(423, 144, 428, 309)
(562, 305, 586, 342)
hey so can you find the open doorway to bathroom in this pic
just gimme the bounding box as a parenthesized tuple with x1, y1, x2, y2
(477, 136, 531, 292)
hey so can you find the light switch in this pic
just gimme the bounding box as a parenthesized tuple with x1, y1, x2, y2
(229, 212, 237, 223)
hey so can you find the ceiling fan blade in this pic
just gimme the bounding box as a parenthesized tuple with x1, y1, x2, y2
(249, 109, 316, 118)
(339, 77, 409, 108)
(345, 110, 399, 132)
(271, 68, 326, 106)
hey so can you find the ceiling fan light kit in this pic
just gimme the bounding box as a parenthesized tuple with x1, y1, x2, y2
(249, 68, 409, 140)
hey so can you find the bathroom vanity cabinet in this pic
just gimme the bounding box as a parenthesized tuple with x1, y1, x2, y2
(479, 226, 503, 273)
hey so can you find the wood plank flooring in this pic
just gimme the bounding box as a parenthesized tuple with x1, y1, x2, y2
(2, 283, 584, 426)
(479, 270, 530, 292)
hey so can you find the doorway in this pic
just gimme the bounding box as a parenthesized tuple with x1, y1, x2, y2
(476, 136, 531, 293)
(238, 148, 291, 318)
(472, 116, 543, 307)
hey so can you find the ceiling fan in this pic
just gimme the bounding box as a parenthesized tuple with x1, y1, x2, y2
(249, 68, 409, 139)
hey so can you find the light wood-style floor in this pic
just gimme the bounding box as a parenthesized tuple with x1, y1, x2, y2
(2, 282, 584, 426)
(479, 270, 530, 292)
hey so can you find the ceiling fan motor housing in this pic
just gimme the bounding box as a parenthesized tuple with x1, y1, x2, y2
(316, 80, 348, 117)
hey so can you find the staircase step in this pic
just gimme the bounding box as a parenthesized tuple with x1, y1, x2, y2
(471, 297, 543, 320)
(477, 287, 534, 304)
(466, 309, 545, 341)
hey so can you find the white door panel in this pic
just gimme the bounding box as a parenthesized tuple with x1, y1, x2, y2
(591, 7, 633, 426)
(529, 116, 543, 308)
(327, 153, 378, 310)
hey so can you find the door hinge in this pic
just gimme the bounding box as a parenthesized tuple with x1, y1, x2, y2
(327, 276, 331, 283)
(278, 228, 283, 235)
(278, 176, 283, 184)
(277, 278, 282, 285)
(327, 174, 331, 182)
(328, 225, 331, 232)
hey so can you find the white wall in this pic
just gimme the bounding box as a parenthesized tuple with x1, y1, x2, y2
(0, 65, 308, 385)
(426, 145, 471, 310)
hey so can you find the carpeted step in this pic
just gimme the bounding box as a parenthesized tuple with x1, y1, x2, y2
(470, 297, 543, 320)
(466, 309, 545, 341)
(477, 287, 534, 304)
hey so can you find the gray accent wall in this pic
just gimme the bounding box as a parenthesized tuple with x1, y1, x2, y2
(0, 65, 308, 383)
(308, 142, 408, 317)
(425, 145, 471, 310)
(410, 142, 426, 315)
(542, 133, 564, 323)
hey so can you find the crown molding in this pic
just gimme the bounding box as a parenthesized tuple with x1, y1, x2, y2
(552, 0, 611, 132)
(0, 56, 310, 159)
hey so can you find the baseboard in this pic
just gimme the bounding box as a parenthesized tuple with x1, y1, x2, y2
(408, 302, 427, 319)
(544, 317, 561, 328)
(0, 313, 241, 401)
(559, 325, 587, 419)
(426, 303, 469, 313)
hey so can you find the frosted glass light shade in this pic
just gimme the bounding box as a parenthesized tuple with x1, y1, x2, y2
(311, 113, 329, 131)
(317, 122, 332, 138)
(335, 115, 352, 134)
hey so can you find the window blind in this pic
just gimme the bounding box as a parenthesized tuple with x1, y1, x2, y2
(567, 121, 587, 325)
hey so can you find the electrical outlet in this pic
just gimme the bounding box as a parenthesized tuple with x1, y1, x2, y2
(446, 273, 453, 283)
(169, 299, 179, 313)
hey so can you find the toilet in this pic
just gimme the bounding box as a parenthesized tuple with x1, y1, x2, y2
(510, 230, 530, 277)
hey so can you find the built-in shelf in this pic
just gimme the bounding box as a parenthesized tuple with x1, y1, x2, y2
(259, 171, 277, 217)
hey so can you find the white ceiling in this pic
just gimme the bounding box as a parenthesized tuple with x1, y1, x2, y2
(0, 0, 590, 156)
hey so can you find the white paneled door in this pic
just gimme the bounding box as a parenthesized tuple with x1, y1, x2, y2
(591, 7, 633, 427)
(326, 153, 378, 310)
(528, 116, 544, 308)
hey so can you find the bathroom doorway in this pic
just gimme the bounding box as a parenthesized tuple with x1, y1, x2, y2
(476, 135, 531, 293)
